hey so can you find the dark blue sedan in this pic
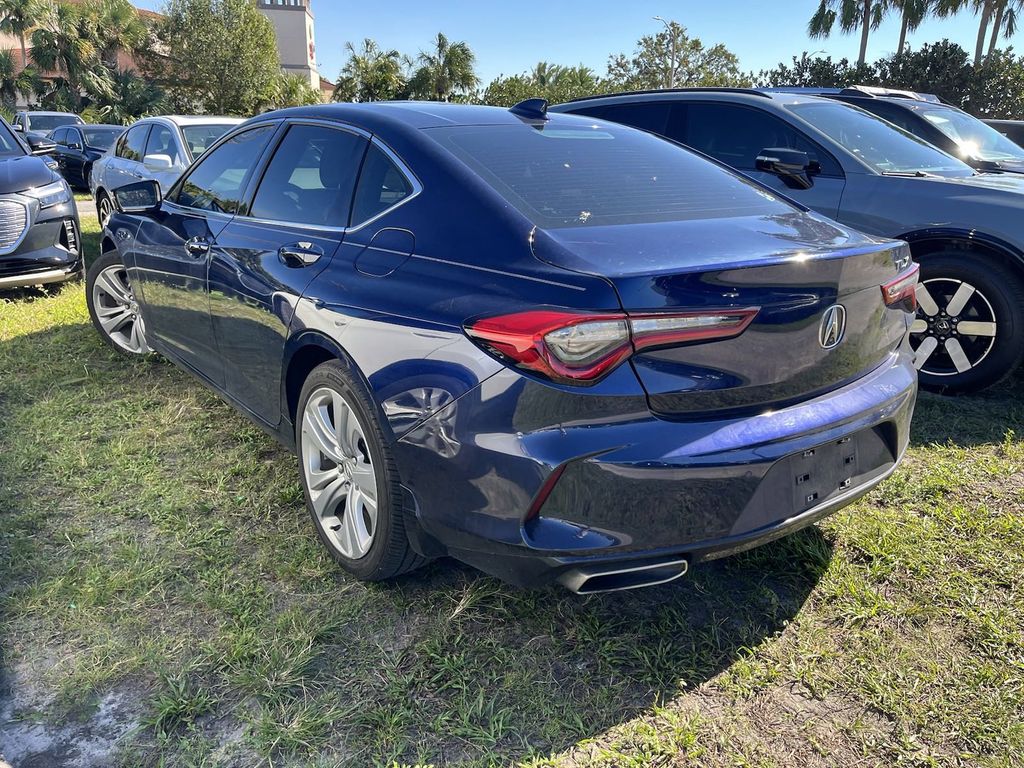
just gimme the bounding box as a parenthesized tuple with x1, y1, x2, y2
(86, 101, 919, 592)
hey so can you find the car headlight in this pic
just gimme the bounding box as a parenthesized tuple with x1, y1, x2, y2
(25, 180, 71, 209)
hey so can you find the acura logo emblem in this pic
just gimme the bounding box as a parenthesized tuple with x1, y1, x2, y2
(819, 304, 847, 349)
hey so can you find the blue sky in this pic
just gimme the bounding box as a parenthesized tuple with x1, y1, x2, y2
(133, 0, 996, 84)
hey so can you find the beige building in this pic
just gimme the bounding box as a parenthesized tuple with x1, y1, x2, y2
(257, 0, 322, 90)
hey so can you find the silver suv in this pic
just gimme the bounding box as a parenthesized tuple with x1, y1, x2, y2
(554, 89, 1024, 394)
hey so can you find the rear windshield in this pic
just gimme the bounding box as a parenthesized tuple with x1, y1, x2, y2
(182, 124, 236, 160)
(787, 101, 974, 176)
(82, 127, 122, 150)
(27, 114, 82, 132)
(427, 121, 793, 228)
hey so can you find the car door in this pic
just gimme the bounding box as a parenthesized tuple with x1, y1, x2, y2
(143, 122, 187, 193)
(127, 124, 278, 387)
(208, 121, 369, 425)
(106, 124, 151, 191)
(50, 127, 70, 176)
(61, 127, 89, 187)
(669, 102, 848, 220)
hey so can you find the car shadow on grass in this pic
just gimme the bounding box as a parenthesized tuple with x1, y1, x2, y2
(0, 319, 845, 766)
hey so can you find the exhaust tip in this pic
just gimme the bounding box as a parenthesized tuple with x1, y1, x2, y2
(559, 557, 689, 594)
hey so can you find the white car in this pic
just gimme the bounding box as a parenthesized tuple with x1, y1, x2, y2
(90, 115, 243, 225)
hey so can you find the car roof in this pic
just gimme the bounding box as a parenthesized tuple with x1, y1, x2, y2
(249, 101, 594, 132)
(552, 88, 835, 111)
(79, 124, 124, 130)
(137, 115, 246, 127)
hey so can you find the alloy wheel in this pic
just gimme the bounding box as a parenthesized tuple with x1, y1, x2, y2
(91, 264, 149, 354)
(301, 387, 378, 560)
(910, 278, 997, 376)
(98, 194, 112, 227)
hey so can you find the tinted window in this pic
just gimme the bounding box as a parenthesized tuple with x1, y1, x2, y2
(351, 144, 413, 225)
(26, 114, 82, 132)
(174, 125, 275, 214)
(593, 102, 672, 134)
(182, 124, 236, 160)
(145, 124, 182, 165)
(851, 100, 921, 134)
(786, 101, 974, 176)
(51, 128, 68, 145)
(430, 122, 793, 229)
(119, 125, 150, 161)
(0, 121, 24, 157)
(250, 124, 367, 226)
(681, 103, 841, 176)
(82, 127, 122, 151)
(66, 128, 84, 147)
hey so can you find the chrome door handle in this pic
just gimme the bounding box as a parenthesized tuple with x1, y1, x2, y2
(279, 242, 323, 267)
(184, 236, 210, 257)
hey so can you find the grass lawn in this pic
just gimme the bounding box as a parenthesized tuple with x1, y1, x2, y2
(0, 213, 1022, 767)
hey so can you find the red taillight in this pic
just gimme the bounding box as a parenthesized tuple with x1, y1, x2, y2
(465, 307, 759, 385)
(881, 263, 920, 311)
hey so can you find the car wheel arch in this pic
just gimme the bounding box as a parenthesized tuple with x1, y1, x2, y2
(281, 331, 391, 442)
(898, 228, 1024, 276)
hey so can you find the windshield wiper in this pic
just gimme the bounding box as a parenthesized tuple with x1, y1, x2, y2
(881, 170, 941, 178)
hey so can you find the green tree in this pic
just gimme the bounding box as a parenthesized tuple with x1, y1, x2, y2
(263, 72, 321, 110)
(481, 63, 606, 106)
(153, 0, 280, 115)
(80, 0, 150, 73)
(407, 32, 479, 101)
(889, 0, 933, 51)
(0, 0, 45, 70)
(333, 38, 407, 102)
(30, 1, 112, 111)
(0, 47, 40, 107)
(754, 51, 877, 87)
(986, 0, 1023, 54)
(607, 21, 747, 90)
(936, 0, 1008, 66)
(91, 67, 167, 123)
(809, 0, 885, 67)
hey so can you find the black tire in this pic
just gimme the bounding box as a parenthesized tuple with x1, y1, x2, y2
(96, 189, 112, 227)
(86, 249, 151, 357)
(913, 252, 1024, 394)
(296, 360, 428, 581)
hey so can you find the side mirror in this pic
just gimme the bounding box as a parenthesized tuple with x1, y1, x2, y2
(13, 123, 23, 132)
(755, 148, 819, 190)
(113, 179, 162, 215)
(26, 135, 56, 155)
(143, 153, 174, 171)
(68, 141, 82, 151)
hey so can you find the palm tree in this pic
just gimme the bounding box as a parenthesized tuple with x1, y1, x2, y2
(529, 61, 563, 90)
(987, 0, 1023, 54)
(80, 0, 149, 72)
(889, 0, 932, 51)
(0, 0, 45, 70)
(94, 68, 166, 124)
(0, 46, 38, 106)
(937, 0, 1000, 66)
(334, 38, 406, 102)
(408, 32, 478, 102)
(29, 1, 110, 110)
(809, 0, 886, 67)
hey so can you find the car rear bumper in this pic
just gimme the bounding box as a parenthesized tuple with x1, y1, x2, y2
(396, 349, 917, 589)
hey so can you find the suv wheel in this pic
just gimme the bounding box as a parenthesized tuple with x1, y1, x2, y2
(296, 361, 428, 580)
(86, 250, 151, 356)
(910, 252, 1024, 394)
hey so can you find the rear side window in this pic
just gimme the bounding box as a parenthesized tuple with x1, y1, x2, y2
(119, 125, 150, 161)
(250, 124, 367, 226)
(430, 121, 793, 229)
(145, 124, 182, 165)
(588, 102, 672, 135)
(680, 103, 842, 176)
(174, 125, 275, 214)
(350, 144, 414, 226)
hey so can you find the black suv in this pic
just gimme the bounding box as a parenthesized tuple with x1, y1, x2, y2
(774, 86, 1024, 175)
(0, 117, 82, 291)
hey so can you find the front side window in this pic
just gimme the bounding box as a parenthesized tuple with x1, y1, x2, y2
(588, 102, 673, 135)
(173, 124, 276, 214)
(51, 128, 68, 145)
(680, 103, 841, 176)
(119, 125, 150, 161)
(786, 101, 975, 176)
(0, 121, 24, 157)
(250, 124, 367, 226)
(350, 144, 414, 226)
(145, 124, 182, 165)
(429, 121, 793, 229)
